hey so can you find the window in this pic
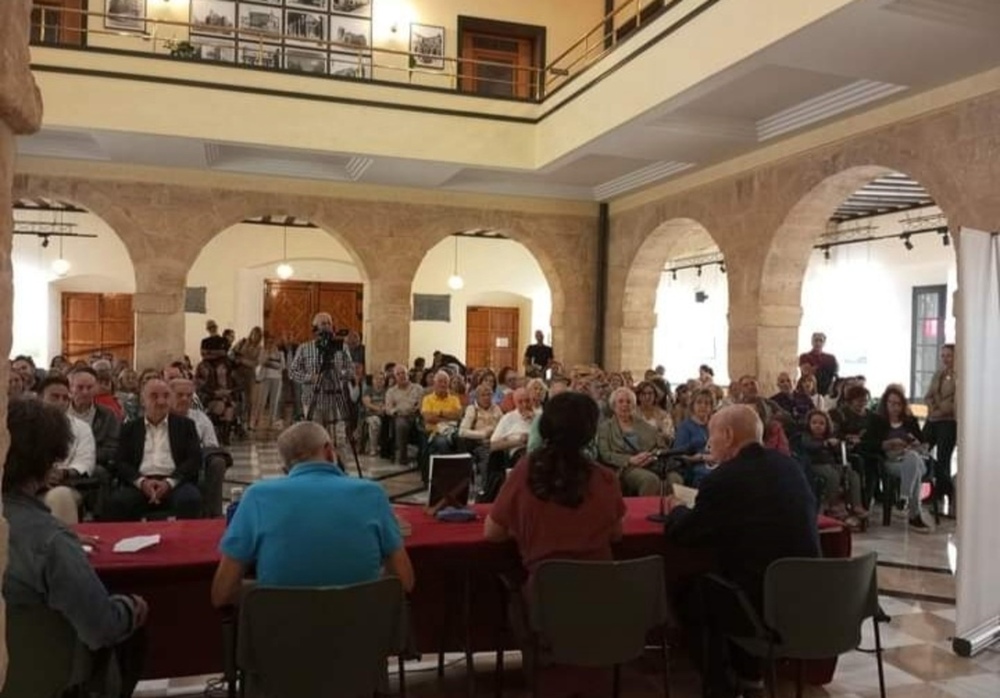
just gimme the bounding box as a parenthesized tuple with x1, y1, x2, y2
(457, 17, 545, 100)
(910, 284, 947, 401)
(30, 0, 86, 46)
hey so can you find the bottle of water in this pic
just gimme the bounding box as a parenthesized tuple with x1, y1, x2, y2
(226, 487, 244, 525)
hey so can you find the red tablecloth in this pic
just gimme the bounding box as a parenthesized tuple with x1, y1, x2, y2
(78, 499, 850, 681)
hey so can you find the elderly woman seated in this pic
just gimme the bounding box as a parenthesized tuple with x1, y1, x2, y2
(635, 380, 675, 443)
(460, 383, 505, 496)
(596, 386, 676, 496)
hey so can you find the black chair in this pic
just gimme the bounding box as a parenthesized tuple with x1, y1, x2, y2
(703, 552, 886, 698)
(878, 456, 940, 527)
(501, 556, 672, 698)
(236, 578, 408, 697)
(0, 606, 92, 698)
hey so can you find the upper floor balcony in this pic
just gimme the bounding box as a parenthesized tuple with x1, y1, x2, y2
(23, 0, 1000, 200)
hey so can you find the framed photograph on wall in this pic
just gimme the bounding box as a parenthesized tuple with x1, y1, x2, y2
(330, 0, 371, 18)
(238, 42, 282, 69)
(105, 0, 146, 32)
(285, 8, 327, 45)
(288, 0, 329, 10)
(409, 23, 445, 70)
(190, 0, 236, 36)
(329, 14, 370, 51)
(191, 36, 236, 62)
(284, 47, 328, 75)
(238, 3, 282, 38)
(330, 52, 370, 79)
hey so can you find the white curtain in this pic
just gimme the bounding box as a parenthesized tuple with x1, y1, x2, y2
(955, 228, 1000, 649)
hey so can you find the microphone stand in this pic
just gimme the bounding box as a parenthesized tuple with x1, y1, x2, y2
(645, 449, 696, 524)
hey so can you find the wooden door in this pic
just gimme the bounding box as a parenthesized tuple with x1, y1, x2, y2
(465, 306, 519, 371)
(31, 0, 85, 46)
(62, 293, 134, 363)
(460, 33, 535, 98)
(263, 280, 363, 345)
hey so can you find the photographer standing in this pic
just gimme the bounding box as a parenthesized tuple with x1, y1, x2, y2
(289, 313, 359, 444)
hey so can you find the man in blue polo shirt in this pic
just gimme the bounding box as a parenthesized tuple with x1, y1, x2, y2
(210, 422, 414, 607)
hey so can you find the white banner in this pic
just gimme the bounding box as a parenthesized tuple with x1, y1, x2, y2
(954, 228, 1000, 655)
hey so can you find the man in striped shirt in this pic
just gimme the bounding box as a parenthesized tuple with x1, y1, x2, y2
(289, 313, 359, 443)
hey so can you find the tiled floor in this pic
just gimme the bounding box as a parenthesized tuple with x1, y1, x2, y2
(134, 438, 999, 698)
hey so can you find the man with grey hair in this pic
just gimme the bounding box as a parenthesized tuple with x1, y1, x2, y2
(289, 312, 359, 444)
(211, 422, 414, 608)
(665, 405, 819, 696)
(420, 370, 463, 455)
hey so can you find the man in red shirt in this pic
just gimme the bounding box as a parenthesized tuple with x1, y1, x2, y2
(798, 332, 839, 396)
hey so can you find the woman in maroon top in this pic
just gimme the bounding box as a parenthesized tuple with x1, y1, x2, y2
(484, 392, 626, 572)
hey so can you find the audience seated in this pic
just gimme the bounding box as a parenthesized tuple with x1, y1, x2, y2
(195, 353, 237, 445)
(169, 378, 230, 517)
(38, 375, 96, 526)
(635, 380, 675, 442)
(863, 386, 932, 532)
(596, 386, 672, 497)
(361, 371, 389, 457)
(105, 378, 204, 521)
(770, 371, 813, 426)
(68, 367, 121, 471)
(491, 388, 539, 464)
(210, 422, 414, 607)
(459, 383, 504, 495)
(666, 405, 820, 697)
(421, 370, 464, 454)
(800, 410, 867, 525)
(3, 399, 148, 696)
(384, 364, 425, 466)
(673, 388, 716, 486)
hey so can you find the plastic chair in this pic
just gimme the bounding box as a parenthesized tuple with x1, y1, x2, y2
(236, 578, 407, 698)
(705, 552, 886, 698)
(879, 456, 940, 527)
(0, 605, 91, 698)
(519, 556, 672, 698)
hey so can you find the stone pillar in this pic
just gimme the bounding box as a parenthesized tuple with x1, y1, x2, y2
(365, 279, 410, 372)
(728, 299, 802, 393)
(551, 311, 597, 371)
(132, 258, 188, 369)
(618, 310, 657, 374)
(0, 0, 44, 686)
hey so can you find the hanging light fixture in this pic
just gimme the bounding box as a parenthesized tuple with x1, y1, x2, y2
(447, 235, 464, 290)
(51, 233, 70, 277)
(275, 223, 294, 280)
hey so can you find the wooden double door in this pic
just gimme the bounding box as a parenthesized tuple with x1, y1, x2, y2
(61, 293, 135, 363)
(263, 280, 363, 345)
(466, 306, 519, 371)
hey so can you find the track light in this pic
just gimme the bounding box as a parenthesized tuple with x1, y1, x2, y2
(41, 235, 50, 248)
(696, 265, 703, 277)
(942, 232, 951, 247)
(671, 270, 677, 281)
(822, 246, 831, 261)
(901, 234, 914, 251)
(718, 261, 726, 274)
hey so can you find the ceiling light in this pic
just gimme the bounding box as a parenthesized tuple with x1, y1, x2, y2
(275, 224, 294, 280)
(447, 236, 464, 291)
(51, 235, 70, 277)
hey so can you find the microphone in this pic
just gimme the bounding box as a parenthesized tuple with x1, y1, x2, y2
(646, 446, 701, 524)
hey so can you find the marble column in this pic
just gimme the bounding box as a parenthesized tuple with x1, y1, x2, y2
(0, 0, 44, 685)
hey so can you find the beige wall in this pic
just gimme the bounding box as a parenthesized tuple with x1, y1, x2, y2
(606, 88, 1000, 393)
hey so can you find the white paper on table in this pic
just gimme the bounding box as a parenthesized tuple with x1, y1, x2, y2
(112, 534, 162, 553)
(673, 484, 698, 508)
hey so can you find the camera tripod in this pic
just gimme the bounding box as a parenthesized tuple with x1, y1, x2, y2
(305, 366, 364, 479)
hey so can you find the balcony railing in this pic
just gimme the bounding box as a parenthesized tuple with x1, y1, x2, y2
(29, 0, 701, 103)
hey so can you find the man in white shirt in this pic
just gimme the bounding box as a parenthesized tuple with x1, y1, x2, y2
(68, 367, 120, 470)
(384, 364, 426, 466)
(38, 376, 96, 525)
(170, 378, 231, 516)
(490, 388, 538, 460)
(105, 378, 203, 521)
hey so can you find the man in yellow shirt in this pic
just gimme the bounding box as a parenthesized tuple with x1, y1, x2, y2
(421, 371, 464, 454)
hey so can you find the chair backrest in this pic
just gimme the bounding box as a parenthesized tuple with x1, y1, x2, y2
(0, 605, 82, 698)
(237, 577, 404, 698)
(529, 556, 668, 667)
(763, 552, 879, 660)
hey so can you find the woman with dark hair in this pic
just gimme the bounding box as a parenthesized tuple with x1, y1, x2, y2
(484, 392, 625, 572)
(3, 399, 148, 696)
(864, 386, 931, 532)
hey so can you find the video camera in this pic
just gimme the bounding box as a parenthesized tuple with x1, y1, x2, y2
(314, 328, 339, 369)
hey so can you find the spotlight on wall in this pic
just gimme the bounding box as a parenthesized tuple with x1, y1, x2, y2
(901, 234, 914, 251)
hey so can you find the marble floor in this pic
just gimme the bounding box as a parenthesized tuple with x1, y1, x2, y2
(134, 438, 998, 698)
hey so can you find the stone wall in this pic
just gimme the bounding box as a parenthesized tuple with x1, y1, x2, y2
(0, 0, 43, 686)
(608, 89, 1000, 390)
(8, 176, 600, 372)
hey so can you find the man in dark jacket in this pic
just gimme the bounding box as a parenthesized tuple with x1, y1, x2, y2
(104, 378, 203, 521)
(666, 405, 820, 696)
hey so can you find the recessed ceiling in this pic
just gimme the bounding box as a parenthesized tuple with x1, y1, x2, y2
(830, 173, 934, 223)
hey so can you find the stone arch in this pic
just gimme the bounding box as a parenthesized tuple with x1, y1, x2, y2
(620, 217, 721, 373)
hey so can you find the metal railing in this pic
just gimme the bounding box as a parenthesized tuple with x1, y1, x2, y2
(29, 0, 688, 103)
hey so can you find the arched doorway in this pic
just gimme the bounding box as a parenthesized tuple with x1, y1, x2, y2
(12, 198, 136, 363)
(409, 232, 552, 372)
(766, 166, 954, 398)
(621, 218, 724, 378)
(184, 215, 367, 362)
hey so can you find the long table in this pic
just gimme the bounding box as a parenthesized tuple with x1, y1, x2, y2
(78, 498, 850, 682)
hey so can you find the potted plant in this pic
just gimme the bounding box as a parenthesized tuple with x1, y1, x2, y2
(166, 39, 199, 60)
